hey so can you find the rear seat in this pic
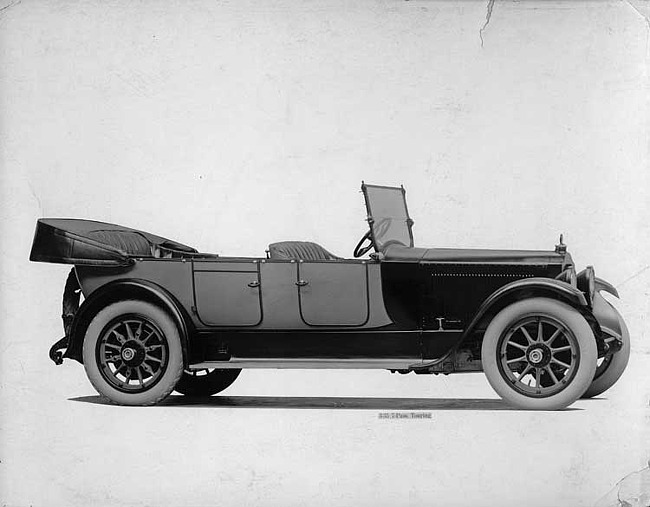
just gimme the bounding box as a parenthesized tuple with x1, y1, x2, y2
(86, 230, 154, 256)
(268, 241, 341, 260)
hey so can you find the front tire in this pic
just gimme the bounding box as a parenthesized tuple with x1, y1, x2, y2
(581, 307, 630, 398)
(82, 300, 184, 406)
(482, 298, 597, 410)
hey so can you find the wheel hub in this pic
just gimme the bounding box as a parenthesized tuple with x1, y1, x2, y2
(120, 340, 145, 367)
(526, 344, 551, 367)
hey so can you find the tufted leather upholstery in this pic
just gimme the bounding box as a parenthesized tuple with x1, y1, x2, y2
(268, 241, 341, 261)
(86, 230, 154, 256)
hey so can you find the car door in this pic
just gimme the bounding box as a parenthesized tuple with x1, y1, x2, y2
(297, 261, 369, 326)
(192, 260, 262, 326)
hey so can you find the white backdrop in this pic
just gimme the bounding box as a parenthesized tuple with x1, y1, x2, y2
(1, 1, 648, 506)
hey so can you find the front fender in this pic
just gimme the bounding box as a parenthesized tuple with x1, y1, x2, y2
(595, 277, 619, 299)
(416, 277, 591, 370)
(463, 277, 588, 339)
(66, 279, 192, 365)
(591, 288, 623, 340)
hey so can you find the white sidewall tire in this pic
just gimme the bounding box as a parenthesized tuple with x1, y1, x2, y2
(581, 307, 630, 398)
(482, 298, 597, 411)
(82, 300, 184, 406)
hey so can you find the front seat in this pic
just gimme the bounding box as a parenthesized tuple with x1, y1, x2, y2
(268, 241, 341, 261)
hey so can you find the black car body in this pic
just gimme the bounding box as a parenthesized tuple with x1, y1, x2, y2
(30, 183, 630, 409)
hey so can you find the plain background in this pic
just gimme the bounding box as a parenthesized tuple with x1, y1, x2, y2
(1, 1, 648, 506)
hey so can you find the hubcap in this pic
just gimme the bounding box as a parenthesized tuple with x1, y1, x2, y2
(122, 348, 135, 361)
(526, 344, 551, 367)
(528, 349, 543, 364)
(96, 315, 169, 393)
(119, 339, 146, 367)
(498, 315, 580, 397)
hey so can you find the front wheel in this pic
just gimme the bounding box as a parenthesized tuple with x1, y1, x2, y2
(581, 307, 630, 398)
(481, 298, 597, 410)
(82, 300, 184, 406)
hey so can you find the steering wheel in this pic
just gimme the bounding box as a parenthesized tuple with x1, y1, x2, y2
(353, 229, 374, 258)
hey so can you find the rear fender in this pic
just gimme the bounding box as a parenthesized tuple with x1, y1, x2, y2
(66, 279, 192, 366)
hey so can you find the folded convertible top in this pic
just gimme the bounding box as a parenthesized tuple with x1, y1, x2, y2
(30, 218, 197, 266)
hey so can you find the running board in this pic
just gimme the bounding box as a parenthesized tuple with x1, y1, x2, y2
(189, 358, 424, 370)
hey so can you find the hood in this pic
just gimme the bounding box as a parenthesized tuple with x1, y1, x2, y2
(383, 245, 569, 266)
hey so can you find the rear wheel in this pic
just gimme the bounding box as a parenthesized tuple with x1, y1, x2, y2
(82, 300, 184, 406)
(175, 368, 241, 397)
(482, 298, 597, 410)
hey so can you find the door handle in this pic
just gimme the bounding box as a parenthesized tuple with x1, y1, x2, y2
(247, 280, 260, 288)
(295, 280, 309, 287)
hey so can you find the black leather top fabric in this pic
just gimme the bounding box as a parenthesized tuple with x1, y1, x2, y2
(30, 218, 198, 266)
(268, 241, 341, 261)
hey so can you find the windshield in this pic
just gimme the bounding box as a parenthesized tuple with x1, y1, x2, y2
(361, 183, 414, 251)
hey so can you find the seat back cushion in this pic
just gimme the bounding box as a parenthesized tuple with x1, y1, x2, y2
(268, 241, 340, 261)
(86, 230, 154, 256)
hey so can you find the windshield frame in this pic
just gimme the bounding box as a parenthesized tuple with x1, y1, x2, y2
(361, 183, 414, 252)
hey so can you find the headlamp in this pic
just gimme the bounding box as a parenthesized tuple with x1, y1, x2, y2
(577, 266, 595, 306)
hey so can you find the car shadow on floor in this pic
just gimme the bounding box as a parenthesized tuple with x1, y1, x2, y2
(69, 395, 582, 411)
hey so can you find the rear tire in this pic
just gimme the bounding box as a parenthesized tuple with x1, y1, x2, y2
(82, 300, 184, 406)
(482, 298, 597, 410)
(175, 369, 241, 397)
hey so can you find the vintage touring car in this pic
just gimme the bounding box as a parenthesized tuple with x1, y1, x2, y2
(30, 183, 630, 409)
